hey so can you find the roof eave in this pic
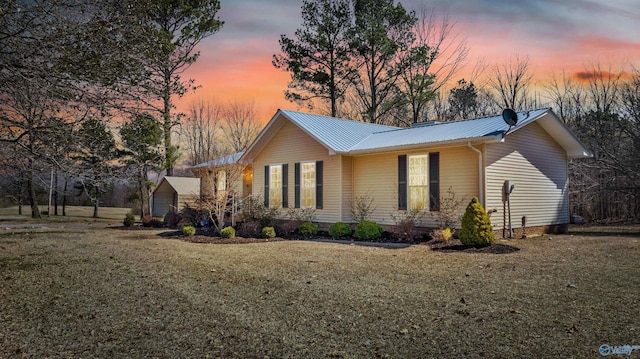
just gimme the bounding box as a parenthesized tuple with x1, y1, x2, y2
(347, 135, 503, 155)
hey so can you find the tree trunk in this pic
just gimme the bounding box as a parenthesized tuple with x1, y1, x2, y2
(27, 168, 41, 219)
(93, 198, 99, 218)
(163, 74, 174, 176)
(139, 176, 145, 220)
(53, 168, 59, 216)
(62, 176, 67, 216)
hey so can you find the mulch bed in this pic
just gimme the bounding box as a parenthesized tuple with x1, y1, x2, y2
(154, 228, 520, 253)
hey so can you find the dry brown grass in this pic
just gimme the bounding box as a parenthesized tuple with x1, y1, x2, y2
(0, 225, 638, 358)
(0, 206, 131, 223)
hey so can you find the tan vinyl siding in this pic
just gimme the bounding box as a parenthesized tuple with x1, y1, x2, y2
(252, 121, 342, 223)
(352, 146, 479, 226)
(485, 121, 569, 230)
(341, 156, 353, 222)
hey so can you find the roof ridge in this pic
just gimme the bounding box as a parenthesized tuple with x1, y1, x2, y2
(279, 109, 398, 128)
(430, 107, 552, 125)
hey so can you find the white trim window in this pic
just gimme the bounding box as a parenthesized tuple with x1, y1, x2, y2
(269, 165, 282, 208)
(408, 154, 428, 210)
(301, 161, 316, 208)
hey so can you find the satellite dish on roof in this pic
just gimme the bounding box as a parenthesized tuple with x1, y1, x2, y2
(502, 108, 518, 126)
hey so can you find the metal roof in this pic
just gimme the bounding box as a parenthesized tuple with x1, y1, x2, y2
(157, 176, 200, 195)
(350, 108, 550, 153)
(243, 107, 591, 160)
(191, 151, 245, 169)
(279, 110, 397, 153)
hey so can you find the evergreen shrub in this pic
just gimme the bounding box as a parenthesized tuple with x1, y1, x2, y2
(262, 226, 276, 238)
(354, 221, 383, 240)
(221, 226, 236, 238)
(329, 222, 352, 238)
(299, 222, 318, 236)
(459, 197, 495, 247)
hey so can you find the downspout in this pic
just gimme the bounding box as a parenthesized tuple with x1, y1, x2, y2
(467, 142, 484, 207)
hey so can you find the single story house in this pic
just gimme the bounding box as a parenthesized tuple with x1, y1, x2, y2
(151, 176, 200, 217)
(240, 108, 591, 236)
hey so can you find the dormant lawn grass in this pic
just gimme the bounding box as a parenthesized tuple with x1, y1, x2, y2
(0, 225, 638, 358)
(0, 206, 131, 223)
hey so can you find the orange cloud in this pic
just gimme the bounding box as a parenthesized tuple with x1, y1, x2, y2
(573, 70, 632, 82)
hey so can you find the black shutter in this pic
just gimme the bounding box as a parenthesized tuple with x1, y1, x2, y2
(282, 164, 288, 208)
(398, 155, 407, 210)
(294, 163, 300, 208)
(264, 165, 269, 207)
(429, 152, 440, 211)
(316, 161, 323, 209)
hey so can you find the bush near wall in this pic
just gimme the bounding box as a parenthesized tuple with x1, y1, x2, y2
(354, 221, 383, 240)
(329, 222, 352, 238)
(459, 197, 495, 247)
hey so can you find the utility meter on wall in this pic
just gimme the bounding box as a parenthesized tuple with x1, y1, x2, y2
(502, 180, 515, 202)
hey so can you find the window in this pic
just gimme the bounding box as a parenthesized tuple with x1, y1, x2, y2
(408, 154, 428, 210)
(295, 161, 323, 209)
(301, 162, 316, 208)
(269, 165, 282, 207)
(216, 170, 226, 200)
(399, 153, 439, 211)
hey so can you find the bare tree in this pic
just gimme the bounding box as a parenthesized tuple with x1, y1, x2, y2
(193, 160, 246, 233)
(223, 100, 261, 153)
(582, 63, 623, 113)
(487, 55, 533, 110)
(397, 7, 468, 124)
(184, 98, 224, 166)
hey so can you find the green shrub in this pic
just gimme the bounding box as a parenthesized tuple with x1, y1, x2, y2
(182, 224, 196, 236)
(459, 197, 494, 247)
(261, 226, 276, 239)
(329, 222, 352, 238)
(123, 212, 135, 227)
(221, 226, 236, 238)
(299, 221, 318, 236)
(354, 221, 383, 240)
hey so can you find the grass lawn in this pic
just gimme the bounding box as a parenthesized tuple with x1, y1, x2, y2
(0, 206, 131, 223)
(0, 225, 638, 358)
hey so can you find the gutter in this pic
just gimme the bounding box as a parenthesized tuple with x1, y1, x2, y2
(467, 142, 484, 207)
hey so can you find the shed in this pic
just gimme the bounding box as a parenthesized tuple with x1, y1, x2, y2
(151, 176, 200, 217)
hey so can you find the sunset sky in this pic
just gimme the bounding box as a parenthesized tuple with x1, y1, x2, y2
(176, 0, 640, 120)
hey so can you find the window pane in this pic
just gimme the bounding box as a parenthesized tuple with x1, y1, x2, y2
(269, 165, 282, 207)
(409, 155, 427, 185)
(408, 155, 428, 210)
(301, 162, 315, 208)
(217, 170, 226, 192)
(409, 187, 427, 210)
